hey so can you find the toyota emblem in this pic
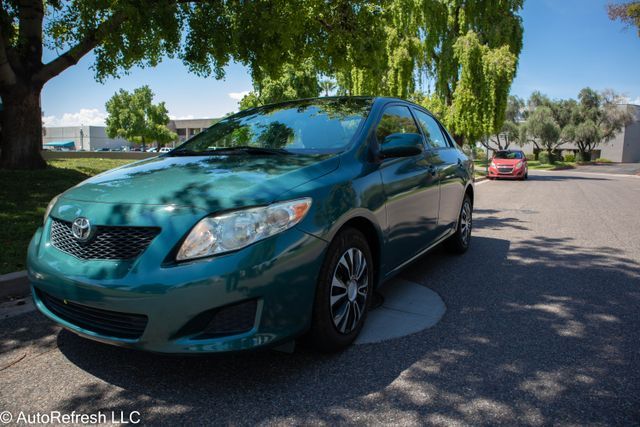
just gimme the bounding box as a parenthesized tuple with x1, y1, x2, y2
(71, 217, 92, 242)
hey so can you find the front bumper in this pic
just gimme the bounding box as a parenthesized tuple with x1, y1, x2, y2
(487, 166, 526, 179)
(28, 220, 327, 353)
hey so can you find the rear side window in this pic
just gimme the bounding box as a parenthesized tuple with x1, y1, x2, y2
(413, 109, 449, 149)
(375, 106, 419, 144)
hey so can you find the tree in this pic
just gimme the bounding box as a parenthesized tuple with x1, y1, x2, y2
(439, 31, 519, 145)
(561, 88, 633, 161)
(608, 2, 640, 35)
(336, 0, 523, 146)
(320, 79, 337, 97)
(105, 86, 176, 151)
(522, 106, 562, 159)
(239, 60, 321, 110)
(0, 0, 384, 169)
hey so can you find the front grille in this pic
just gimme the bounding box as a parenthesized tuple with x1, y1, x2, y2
(50, 218, 159, 260)
(173, 299, 258, 339)
(498, 167, 513, 174)
(37, 289, 148, 339)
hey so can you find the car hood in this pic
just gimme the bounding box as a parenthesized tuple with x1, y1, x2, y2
(61, 154, 339, 211)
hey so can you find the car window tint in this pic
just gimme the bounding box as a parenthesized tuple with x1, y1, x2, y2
(495, 151, 523, 159)
(174, 98, 373, 154)
(375, 106, 419, 144)
(413, 110, 449, 149)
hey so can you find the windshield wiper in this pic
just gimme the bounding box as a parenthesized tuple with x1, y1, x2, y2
(170, 146, 292, 157)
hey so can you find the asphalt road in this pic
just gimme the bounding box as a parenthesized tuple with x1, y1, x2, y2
(1, 169, 639, 426)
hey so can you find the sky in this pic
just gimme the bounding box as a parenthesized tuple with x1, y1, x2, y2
(41, 0, 640, 127)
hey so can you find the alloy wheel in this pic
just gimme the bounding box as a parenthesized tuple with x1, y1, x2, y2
(330, 248, 369, 334)
(460, 200, 472, 245)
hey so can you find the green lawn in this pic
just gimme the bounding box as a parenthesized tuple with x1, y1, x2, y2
(526, 160, 576, 170)
(0, 158, 134, 274)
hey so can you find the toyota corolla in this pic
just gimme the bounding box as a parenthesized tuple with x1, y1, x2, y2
(28, 97, 474, 353)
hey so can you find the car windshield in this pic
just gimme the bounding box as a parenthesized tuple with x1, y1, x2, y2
(495, 151, 523, 159)
(171, 98, 373, 155)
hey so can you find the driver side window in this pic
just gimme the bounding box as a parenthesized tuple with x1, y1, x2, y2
(375, 106, 419, 144)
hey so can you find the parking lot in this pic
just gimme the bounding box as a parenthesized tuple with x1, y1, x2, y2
(1, 169, 639, 425)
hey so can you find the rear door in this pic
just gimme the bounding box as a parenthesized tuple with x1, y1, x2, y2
(376, 104, 440, 270)
(411, 109, 465, 234)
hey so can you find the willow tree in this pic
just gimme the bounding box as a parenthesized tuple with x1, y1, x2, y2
(239, 60, 321, 109)
(0, 0, 385, 170)
(333, 0, 523, 144)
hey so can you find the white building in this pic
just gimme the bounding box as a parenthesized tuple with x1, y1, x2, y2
(43, 126, 128, 151)
(43, 118, 220, 150)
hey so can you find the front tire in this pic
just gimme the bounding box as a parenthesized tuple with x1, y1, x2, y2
(444, 194, 473, 254)
(308, 228, 374, 352)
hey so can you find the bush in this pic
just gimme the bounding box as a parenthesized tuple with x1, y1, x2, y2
(538, 151, 552, 164)
(564, 153, 576, 163)
(525, 153, 535, 161)
(595, 158, 613, 163)
(473, 149, 487, 161)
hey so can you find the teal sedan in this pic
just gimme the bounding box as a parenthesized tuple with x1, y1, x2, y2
(28, 97, 474, 353)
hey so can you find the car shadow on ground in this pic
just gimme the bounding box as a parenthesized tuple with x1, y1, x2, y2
(46, 208, 640, 425)
(525, 174, 610, 182)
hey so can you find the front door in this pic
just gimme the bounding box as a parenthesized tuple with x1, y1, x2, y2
(412, 108, 465, 235)
(376, 105, 440, 270)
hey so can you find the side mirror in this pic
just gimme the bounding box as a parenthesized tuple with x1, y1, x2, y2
(379, 133, 423, 158)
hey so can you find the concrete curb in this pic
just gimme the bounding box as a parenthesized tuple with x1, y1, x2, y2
(0, 271, 30, 299)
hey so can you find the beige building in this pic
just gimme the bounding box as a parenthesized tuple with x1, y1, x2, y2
(168, 118, 219, 145)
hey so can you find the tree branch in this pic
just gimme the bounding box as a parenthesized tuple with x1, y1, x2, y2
(33, 12, 126, 84)
(17, 0, 44, 69)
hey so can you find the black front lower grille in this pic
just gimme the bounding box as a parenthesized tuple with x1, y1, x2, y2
(37, 289, 148, 339)
(173, 299, 258, 339)
(498, 167, 513, 174)
(50, 218, 159, 260)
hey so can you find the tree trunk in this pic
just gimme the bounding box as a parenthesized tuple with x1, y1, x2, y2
(578, 150, 591, 162)
(0, 84, 47, 170)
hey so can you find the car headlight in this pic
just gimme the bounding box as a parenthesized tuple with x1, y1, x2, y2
(176, 198, 312, 261)
(43, 194, 61, 224)
(490, 161, 496, 168)
(515, 161, 523, 169)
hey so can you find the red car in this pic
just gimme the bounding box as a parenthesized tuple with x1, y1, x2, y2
(487, 150, 528, 180)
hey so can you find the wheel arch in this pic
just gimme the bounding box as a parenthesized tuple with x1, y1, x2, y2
(464, 183, 474, 207)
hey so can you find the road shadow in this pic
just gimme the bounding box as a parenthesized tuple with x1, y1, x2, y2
(526, 174, 610, 182)
(49, 231, 640, 425)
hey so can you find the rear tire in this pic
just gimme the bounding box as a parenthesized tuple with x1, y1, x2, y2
(308, 228, 374, 352)
(444, 194, 473, 254)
